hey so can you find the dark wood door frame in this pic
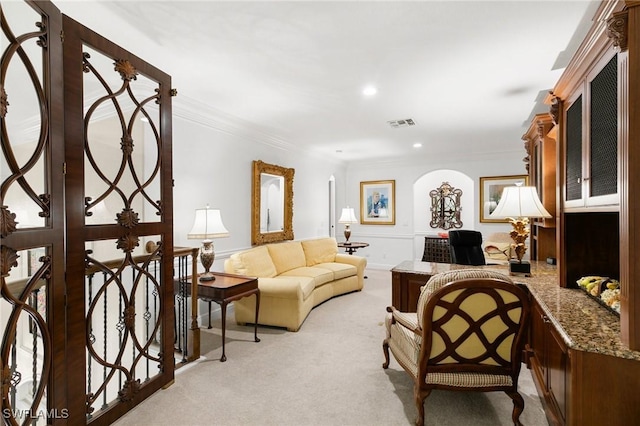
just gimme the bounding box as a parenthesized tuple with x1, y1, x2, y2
(62, 14, 174, 425)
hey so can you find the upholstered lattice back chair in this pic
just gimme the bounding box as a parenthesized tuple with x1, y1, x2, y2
(382, 269, 530, 426)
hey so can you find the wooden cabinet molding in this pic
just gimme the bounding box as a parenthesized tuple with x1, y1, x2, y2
(619, 1, 640, 348)
(523, 113, 557, 261)
(552, 1, 625, 101)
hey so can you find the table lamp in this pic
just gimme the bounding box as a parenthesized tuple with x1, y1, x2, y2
(187, 205, 229, 281)
(338, 206, 358, 244)
(489, 185, 551, 276)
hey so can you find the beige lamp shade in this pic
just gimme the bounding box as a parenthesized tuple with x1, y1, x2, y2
(188, 207, 230, 240)
(338, 207, 358, 224)
(338, 206, 357, 243)
(489, 186, 551, 220)
(489, 185, 550, 275)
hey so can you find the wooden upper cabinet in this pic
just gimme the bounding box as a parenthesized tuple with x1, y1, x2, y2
(563, 51, 620, 211)
(550, 0, 640, 349)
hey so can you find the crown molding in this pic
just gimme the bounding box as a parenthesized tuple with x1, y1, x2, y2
(13, 79, 344, 165)
(345, 147, 526, 170)
(552, 0, 624, 100)
(172, 94, 344, 165)
(172, 94, 295, 153)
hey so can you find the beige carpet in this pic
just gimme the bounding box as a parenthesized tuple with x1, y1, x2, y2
(115, 268, 549, 426)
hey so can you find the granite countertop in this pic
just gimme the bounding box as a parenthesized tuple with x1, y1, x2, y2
(392, 260, 640, 361)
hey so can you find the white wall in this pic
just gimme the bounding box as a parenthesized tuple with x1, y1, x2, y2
(170, 106, 526, 272)
(344, 152, 524, 269)
(170, 107, 347, 271)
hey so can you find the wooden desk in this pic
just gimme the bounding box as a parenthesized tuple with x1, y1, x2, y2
(196, 272, 260, 362)
(338, 241, 369, 255)
(391, 260, 489, 311)
(390, 260, 511, 311)
(391, 260, 447, 311)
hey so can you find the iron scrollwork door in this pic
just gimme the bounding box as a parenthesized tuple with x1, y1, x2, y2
(2, 2, 175, 424)
(1, 1, 66, 424)
(62, 16, 174, 425)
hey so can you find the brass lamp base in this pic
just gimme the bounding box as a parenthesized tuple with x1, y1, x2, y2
(199, 273, 216, 281)
(199, 240, 217, 281)
(343, 225, 352, 244)
(509, 260, 531, 277)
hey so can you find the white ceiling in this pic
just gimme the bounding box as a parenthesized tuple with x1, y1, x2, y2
(57, 0, 600, 164)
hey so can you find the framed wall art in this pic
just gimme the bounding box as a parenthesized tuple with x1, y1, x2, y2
(360, 180, 395, 225)
(479, 175, 529, 223)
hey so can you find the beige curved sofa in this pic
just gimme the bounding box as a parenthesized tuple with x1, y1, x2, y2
(224, 237, 366, 331)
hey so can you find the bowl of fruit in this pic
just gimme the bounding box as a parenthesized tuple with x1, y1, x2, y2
(576, 276, 620, 314)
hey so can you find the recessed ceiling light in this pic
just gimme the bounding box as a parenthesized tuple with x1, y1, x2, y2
(413, 143, 422, 148)
(363, 86, 377, 96)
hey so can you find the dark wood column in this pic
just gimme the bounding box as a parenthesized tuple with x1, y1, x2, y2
(619, 1, 640, 349)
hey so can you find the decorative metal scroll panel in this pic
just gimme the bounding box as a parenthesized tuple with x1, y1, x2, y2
(84, 239, 163, 418)
(1, 2, 54, 424)
(429, 182, 463, 230)
(82, 46, 161, 226)
(80, 47, 167, 420)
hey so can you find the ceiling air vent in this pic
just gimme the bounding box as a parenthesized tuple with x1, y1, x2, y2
(387, 118, 416, 128)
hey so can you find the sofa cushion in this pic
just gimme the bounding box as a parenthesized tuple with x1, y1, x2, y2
(280, 267, 335, 288)
(313, 262, 356, 280)
(301, 238, 338, 266)
(267, 241, 307, 274)
(230, 246, 277, 278)
(275, 275, 315, 300)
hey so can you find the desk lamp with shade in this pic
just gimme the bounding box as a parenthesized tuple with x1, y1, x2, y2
(489, 185, 551, 276)
(338, 206, 358, 244)
(187, 205, 229, 281)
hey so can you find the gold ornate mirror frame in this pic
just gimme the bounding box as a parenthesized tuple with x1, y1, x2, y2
(251, 160, 295, 245)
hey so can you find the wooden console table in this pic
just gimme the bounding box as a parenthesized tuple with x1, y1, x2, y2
(176, 272, 260, 362)
(199, 272, 261, 362)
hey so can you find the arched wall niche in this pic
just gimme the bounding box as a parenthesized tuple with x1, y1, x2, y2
(412, 170, 475, 259)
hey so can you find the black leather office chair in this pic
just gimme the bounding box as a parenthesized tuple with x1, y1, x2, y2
(448, 230, 486, 265)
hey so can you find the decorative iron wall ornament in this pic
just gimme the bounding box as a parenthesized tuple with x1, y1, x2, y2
(429, 182, 463, 230)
